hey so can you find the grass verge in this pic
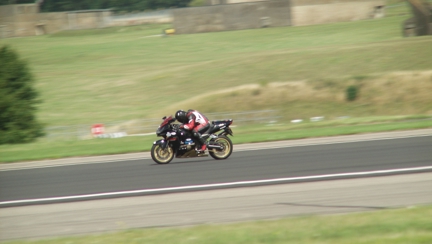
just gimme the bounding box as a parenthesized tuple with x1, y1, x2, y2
(5, 205, 432, 244)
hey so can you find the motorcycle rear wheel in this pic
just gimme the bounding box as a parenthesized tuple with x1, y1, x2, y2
(209, 135, 233, 160)
(151, 144, 174, 164)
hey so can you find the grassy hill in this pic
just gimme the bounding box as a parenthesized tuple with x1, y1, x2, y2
(0, 2, 431, 162)
(0, 3, 431, 127)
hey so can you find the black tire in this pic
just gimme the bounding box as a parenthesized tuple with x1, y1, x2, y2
(209, 135, 233, 160)
(151, 144, 174, 164)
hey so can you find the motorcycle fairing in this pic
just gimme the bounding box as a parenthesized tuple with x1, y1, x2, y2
(153, 139, 170, 150)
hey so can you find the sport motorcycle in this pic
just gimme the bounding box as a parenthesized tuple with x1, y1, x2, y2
(151, 116, 234, 164)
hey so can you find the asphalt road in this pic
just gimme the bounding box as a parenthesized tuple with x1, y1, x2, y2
(1, 173, 432, 241)
(1, 134, 431, 204)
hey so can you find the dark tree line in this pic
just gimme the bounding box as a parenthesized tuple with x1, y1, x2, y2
(0, 0, 191, 12)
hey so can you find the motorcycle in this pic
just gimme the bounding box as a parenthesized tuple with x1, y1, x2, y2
(151, 116, 234, 164)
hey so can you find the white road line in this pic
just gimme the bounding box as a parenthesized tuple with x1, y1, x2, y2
(1, 166, 432, 206)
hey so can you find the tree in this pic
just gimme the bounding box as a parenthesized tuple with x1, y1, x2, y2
(38, 0, 192, 12)
(0, 46, 44, 144)
(1, 0, 193, 13)
(0, 0, 34, 5)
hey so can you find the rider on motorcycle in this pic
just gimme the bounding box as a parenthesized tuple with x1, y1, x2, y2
(175, 109, 210, 153)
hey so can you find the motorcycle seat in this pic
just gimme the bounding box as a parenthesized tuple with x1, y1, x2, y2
(211, 119, 233, 125)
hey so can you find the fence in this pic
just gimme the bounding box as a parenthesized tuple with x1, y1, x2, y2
(43, 110, 279, 141)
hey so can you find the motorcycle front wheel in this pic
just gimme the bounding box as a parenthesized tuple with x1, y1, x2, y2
(151, 144, 174, 164)
(209, 135, 233, 160)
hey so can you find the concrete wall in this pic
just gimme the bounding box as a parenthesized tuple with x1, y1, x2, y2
(0, 4, 112, 38)
(0, 4, 172, 38)
(0, 4, 40, 38)
(0, 5, 16, 38)
(110, 16, 172, 26)
(174, 0, 385, 34)
(1, 0, 387, 38)
(407, 0, 432, 35)
(291, 0, 386, 26)
(110, 10, 172, 26)
(173, 0, 291, 34)
(36, 12, 68, 35)
(65, 11, 112, 30)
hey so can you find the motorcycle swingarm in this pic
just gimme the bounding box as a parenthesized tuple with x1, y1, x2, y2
(207, 144, 224, 150)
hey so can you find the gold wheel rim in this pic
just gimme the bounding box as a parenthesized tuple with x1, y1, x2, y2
(154, 145, 173, 163)
(213, 138, 231, 158)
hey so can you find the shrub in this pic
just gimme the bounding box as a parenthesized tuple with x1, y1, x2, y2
(346, 85, 359, 101)
(0, 46, 44, 144)
(252, 89, 261, 96)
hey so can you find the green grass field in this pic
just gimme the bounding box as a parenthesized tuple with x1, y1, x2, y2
(0, 2, 431, 162)
(1, 5, 431, 125)
(5, 205, 432, 244)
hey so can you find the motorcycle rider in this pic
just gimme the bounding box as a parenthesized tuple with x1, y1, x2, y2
(175, 109, 210, 153)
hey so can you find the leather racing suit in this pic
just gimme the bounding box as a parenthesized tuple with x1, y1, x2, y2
(179, 110, 210, 152)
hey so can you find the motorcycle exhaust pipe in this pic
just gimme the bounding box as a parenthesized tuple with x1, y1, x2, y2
(207, 144, 224, 150)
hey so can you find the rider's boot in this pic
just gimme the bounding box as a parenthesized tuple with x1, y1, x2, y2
(195, 134, 208, 154)
(196, 144, 207, 154)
